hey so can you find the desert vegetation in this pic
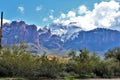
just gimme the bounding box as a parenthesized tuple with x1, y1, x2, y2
(0, 43, 120, 80)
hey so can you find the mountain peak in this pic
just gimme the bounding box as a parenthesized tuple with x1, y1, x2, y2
(43, 23, 82, 41)
(2, 20, 120, 55)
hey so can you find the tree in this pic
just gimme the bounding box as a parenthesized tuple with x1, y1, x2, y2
(68, 50, 76, 60)
(93, 60, 114, 78)
(0, 44, 36, 77)
(67, 49, 95, 78)
(105, 47, 120, 62)
(35, 56, 64, 78)
(105, 47, 120, 77)
(79, 49, 89, 62)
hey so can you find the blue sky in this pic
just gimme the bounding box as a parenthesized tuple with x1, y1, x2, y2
(0, 0, 104, 25)
(0, 0, 120, 30)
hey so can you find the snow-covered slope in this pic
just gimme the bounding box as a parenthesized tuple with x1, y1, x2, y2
(44, 22, 82, 42)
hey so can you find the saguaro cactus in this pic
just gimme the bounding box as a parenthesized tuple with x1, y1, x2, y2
(0, 12, 3, 48)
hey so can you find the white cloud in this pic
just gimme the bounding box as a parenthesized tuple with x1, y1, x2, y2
(49, 15, 54, 19)
(48, 10, 55, 20)
(78, 5, 88, 15)
(36, 6, 42, 11)
(3, 19, 11, 23)
(53, 0, 120, 31)
(67, 11, 76, 18)
(92, 0, 120, 28)
(18, 6, 24, 14)
(43, 18, 48, 22)
(60, 13, 66, 19)
(0, 19, 11, 24)
(50, 10, 54, 14)
(53, 19, 60, 23)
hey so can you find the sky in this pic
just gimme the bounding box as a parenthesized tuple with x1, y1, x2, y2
(0, 0, 120, 30)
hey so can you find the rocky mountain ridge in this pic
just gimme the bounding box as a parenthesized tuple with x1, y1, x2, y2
(2, 20, 120, 55)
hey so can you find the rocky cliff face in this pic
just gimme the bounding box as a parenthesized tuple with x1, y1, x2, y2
(63, 28, 120, 52)
(2, 21, 120, 55)
(38, 24, 120, 54)
(38, 28, 63, 49)
(2, 20, 39, 46)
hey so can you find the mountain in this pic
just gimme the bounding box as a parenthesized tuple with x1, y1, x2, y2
(2, 21, 120, 55)
(2, 20, 39, 46)
(63, 28, 120, 53)
(38, 23, 120, 55)
(44, 22, 82, 42)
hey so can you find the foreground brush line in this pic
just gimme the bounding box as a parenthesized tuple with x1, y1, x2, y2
(0, 43, 120, 79)
(0, 78, 120, 80)
(0, 78, 26, 80)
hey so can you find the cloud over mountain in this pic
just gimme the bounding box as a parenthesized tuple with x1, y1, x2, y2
(52, 0, 120, 31)
(0, 19, 10, 24)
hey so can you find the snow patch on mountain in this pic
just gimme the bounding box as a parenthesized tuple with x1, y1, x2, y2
(44, 22, 82, 41)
